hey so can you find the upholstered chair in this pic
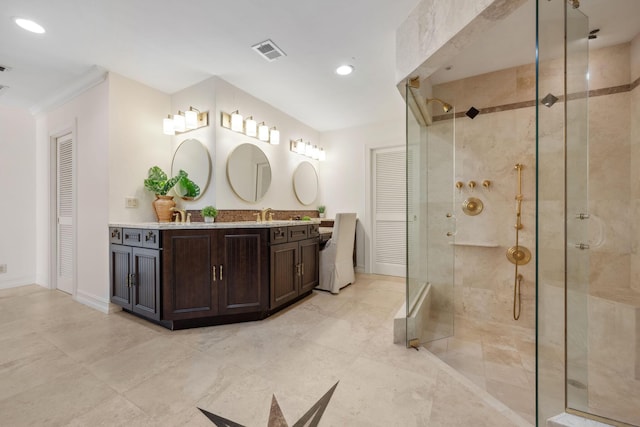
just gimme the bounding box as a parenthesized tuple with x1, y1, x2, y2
(317, 213, 357, 294)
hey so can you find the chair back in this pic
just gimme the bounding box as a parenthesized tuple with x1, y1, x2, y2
(332, 213, 357, 260)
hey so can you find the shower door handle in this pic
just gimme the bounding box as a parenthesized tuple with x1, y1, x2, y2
(575, 243, 590, 250)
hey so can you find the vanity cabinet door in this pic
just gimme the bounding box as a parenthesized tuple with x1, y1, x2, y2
(217, 229, 268, 315)
(131, 247, 161, 321)
(298, 238, 319, 294)
(270, 241, 299, 309)
(162, 230, 218, 320)
(109, 244, 160, 321)
(110, 244, 133, 309)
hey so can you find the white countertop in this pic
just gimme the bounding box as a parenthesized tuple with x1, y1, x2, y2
(109, 220, 321, 230)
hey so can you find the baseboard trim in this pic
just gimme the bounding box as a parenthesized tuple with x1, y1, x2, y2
(74, 289, 121, 314)
(0, 276, 37, 290)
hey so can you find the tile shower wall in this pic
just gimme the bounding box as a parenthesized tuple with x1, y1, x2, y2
(432, 64, 537, 331)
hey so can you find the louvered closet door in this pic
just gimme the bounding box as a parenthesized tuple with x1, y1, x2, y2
(372, 146, 406, 276)
(56, 133, 74, 294)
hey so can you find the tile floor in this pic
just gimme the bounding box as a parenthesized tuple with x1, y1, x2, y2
(0, 274, 532, 426)
(424, 317, 537, 424)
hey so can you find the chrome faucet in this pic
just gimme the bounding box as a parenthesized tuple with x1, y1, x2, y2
(170, 207, 186, 223)
(260, 207, 272, 222)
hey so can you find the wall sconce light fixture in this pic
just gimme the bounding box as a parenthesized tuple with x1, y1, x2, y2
(230, 110, 243, 132)
(258, 122, 269, 141)
(269, 127, 280, 145)
(163, 115, 175, 135)
(245, 116, 257, 137)
(173, 112, 186, 132)
(290, 139, 326, 161)
(162, 106, 209, 135)
(221, 111, 281, 145)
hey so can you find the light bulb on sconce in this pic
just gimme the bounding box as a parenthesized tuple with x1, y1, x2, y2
(269, 127, 280, 145)
(305, 142, 314, 157)
(185, 108, 198, 129)
(163, 115, 175, 135)
(258, 122, 269, 141)
(230, 110, 243, 132)
(173, 112, 186, 132)
(245, 116, 257, 137)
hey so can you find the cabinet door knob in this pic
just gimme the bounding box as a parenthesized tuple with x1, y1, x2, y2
(212, 266, 216, 282)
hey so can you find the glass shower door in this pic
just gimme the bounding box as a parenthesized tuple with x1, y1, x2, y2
(406, 83, 455, 346)
(565, 2, 590, 418)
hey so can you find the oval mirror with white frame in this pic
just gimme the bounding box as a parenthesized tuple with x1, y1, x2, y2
(293, 161, 318, 205)
(227, 143, 272, 203)
(171, 138, 211, 200)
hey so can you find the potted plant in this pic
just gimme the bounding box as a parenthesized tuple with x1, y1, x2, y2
(201, 206, 218, 223)
(144, 166, 200, 222)
(317, 205, 326, 218)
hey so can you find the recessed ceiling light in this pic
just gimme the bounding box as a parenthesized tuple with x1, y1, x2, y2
(14, 18, 45, 34)
(335, 65, 354, 76)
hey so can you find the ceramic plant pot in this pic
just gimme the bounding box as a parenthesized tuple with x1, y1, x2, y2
(152, 195, 176, 222)
(204, 216, 215, 223)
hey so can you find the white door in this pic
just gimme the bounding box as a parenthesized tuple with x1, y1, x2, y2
(372, 146, 406, 276)
(56, 133, 74, 294)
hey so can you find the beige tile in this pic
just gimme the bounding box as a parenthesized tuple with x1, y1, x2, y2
(0, 347, 79, 401)
(0, 366, 117, 426)
(86, 335, 197, 393)
(0, 274, 535, 426)
(124, 350, 241, 419)
(64, 394, 155, 426)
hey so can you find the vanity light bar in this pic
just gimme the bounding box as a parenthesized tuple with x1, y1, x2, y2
(220, 111, 281, 145)
(289, 139, 326, 161)
(163, 107, 209, 135)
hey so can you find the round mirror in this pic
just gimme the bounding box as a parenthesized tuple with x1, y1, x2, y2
(171, 138, 211, 200)
(293, 161, 318, 205)
(227, 143, 272, 203)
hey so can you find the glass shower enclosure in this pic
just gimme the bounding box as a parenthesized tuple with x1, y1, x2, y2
(405, 82, 455, 346)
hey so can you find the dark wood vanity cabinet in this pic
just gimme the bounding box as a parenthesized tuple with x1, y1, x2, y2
(109, 224, 316, 329)
(269, 225, 319, 310)
(109, 228, 161, 321)
(216, 229, 269, 316)
(161, 229, 217, 320)
(161, 228, 269, 323)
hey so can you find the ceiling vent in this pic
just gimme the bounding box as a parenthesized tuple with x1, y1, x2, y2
(252, 39, 286, 62)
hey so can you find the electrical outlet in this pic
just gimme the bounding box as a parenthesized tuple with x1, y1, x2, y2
(0, 264, 6, 274)
(125, 197, 138, 208)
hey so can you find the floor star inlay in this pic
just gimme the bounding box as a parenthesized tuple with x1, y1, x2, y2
(198, 381, 339, 427)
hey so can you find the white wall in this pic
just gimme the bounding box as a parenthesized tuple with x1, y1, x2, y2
(0, 107, 36, 288)
(213, 77, 322, 210)
(108, 73, 172, 223)
(35, 78, 110, 311)
(319, 116, 405, 272)
(168, 77, 217, 211)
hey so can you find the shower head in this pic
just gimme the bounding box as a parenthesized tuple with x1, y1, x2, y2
(426, 97, 453, 113)
(541, 93, 559, 108)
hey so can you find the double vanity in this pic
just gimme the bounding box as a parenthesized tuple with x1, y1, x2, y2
(109, 221, 321, 329)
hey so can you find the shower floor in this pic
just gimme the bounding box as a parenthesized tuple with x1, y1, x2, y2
(424, 316, 536, 424)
